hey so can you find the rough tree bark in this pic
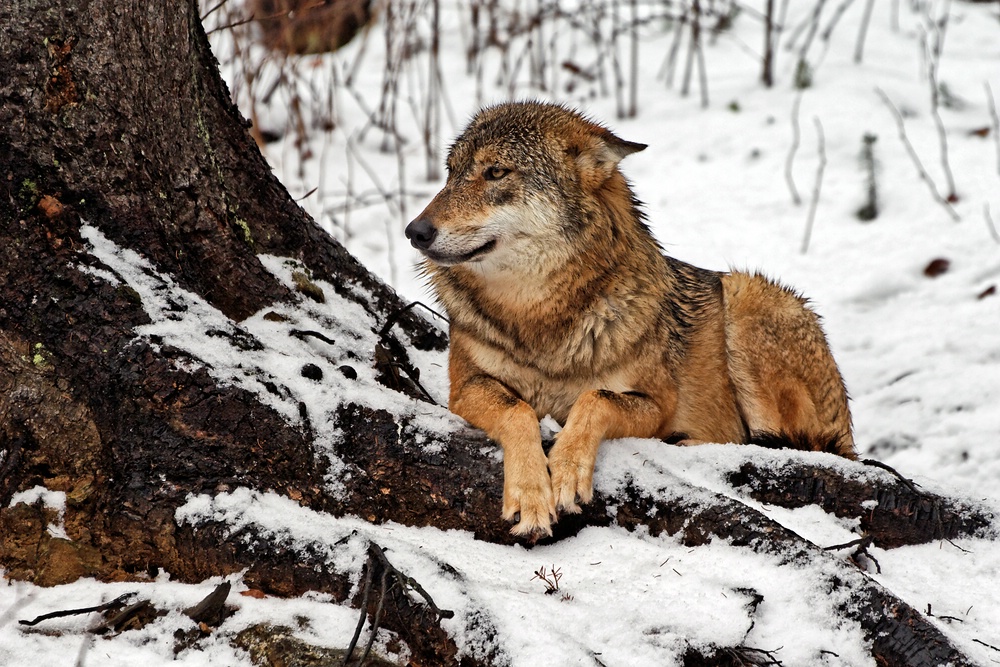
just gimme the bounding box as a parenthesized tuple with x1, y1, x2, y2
(0, 2, 993, 666)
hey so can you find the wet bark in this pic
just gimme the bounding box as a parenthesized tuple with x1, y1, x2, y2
(0, 1, 993, 666)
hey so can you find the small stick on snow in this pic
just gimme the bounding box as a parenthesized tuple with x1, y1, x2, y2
(824, 534, 882, 573)
(973, 638, 1000, 653)
(801, 116, 826, 254)
(875, 87, 960, 222)
(19, 593, 136, 627)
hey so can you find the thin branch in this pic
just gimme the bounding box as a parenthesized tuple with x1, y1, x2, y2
(801, 116, 826, 254)
(341, 556, 375, 667)
(785, 92, 804, 205)
(762, 0, 775, 87)
(875, 87, 960, 222)
(861, 457, 920, 493)
(854, 0, 875, 63)
(368, 543, 454, 620)
(628, 0, 639, 117)
(821, 0, 856, 44)
(661, 9, 687, 88)
(358, 569, 390, 666)
(986, 82, 1000, 177)
(985, 204, 1000, 245)
(681, 0, 703, 101)
(19, 593, 136, 627)
(973, 638, 1000, 653)
(824, 534, 881, 573)
(200, 0, 229, 21)
(796, 0, 828, 64)
(722, 645, 785, 666)
(206, 13, 255, 36)
(926, 44, 958, 202)
(695, 7, 710, 109)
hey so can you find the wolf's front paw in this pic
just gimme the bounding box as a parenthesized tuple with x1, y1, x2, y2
(547, 436, 599, 514)
(502, 457, 556, 537)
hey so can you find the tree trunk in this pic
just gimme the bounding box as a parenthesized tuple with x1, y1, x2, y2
(0, 2, 992, 665)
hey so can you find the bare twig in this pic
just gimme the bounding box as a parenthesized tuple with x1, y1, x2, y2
(944, 539, 972, 554)
(795, 0, 827, 65)
(985, 204, 1000, 244)
(359, 569, 389, 666)
(856, 133, 879, 221)
(343, 543, 454, 667)
(662, 8, 687, 88)
(925, 44, 958, 203)
(342, 554, 375, 667)
(973, 638, 1000, 653)
(875, 87, 960, 222)
(986, 82, 1000, 176)
(628, 0, 639, 117)
(378, 301, 448, 339)
(532, 564, 563, 594)
(761, 0, 775, 87)
(695, 4, 710, 109)
(861, 457, 920, 493)
(854, 0, 875, 63)
(19, 593, 136, 627)
(824, 534, 881, 573)
(206, 14, 256, 36)
(801, 116, 826, 254)
(722, 645, 785, 666)
(425, 0, 442, 182)
(371, 543, 453, 620)
(200, 0, 229, 21)
(820, 0, 856, 44)
(785, 92, 804, 205)
(681, 0, 703, 101)
(929, 0, 952, 63)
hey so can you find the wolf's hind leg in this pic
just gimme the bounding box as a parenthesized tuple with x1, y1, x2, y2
(721, 272, 856, 459)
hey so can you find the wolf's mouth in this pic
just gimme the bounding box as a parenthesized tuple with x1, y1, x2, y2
(426, 239, 497, 265)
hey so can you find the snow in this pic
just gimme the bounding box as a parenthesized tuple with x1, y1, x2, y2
(4, 1, 1000, 665)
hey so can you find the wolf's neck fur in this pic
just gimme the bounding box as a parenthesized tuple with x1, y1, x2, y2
(429, 173, 676, 374)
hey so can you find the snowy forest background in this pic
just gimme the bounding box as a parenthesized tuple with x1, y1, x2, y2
(3, 1, 1000, 665)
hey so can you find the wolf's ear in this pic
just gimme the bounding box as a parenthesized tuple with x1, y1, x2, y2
(599, 135, 647, 163)
(575, 131, 646, 190)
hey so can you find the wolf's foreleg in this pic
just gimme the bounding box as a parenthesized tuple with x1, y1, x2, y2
(450, 375, 557, 536)
(548, 390, 664, 513)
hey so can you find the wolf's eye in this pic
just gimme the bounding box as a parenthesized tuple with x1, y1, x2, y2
(484, 166, 511, 181)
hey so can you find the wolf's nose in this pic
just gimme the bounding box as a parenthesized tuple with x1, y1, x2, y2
(405, 217, 437, 250)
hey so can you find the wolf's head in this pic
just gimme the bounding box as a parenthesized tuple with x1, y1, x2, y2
(405, 102, 646, 269)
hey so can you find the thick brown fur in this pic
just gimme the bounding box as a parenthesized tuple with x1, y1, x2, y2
(405, 101, 856, 537)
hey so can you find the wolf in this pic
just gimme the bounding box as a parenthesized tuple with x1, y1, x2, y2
(405, 101, 856, 537)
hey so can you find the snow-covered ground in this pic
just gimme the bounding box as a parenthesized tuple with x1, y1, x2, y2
(4, 1, 1000, 665)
